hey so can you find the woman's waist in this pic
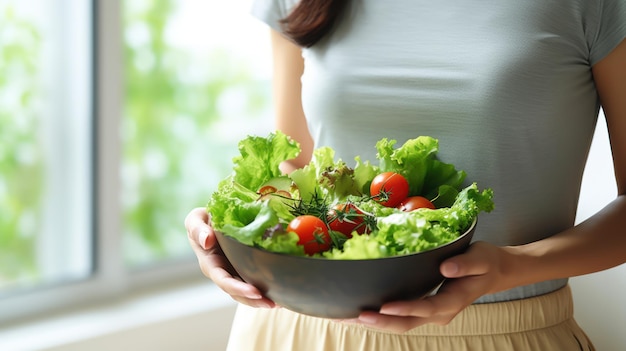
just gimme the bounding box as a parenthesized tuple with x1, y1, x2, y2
(473, 278, 569, 304)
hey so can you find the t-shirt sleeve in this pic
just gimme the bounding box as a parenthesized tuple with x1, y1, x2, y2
(588, 0, 626, 65)
(250, 0, 297, 32)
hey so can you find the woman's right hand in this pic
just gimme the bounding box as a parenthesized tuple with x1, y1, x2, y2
(184, 207, 276, 308)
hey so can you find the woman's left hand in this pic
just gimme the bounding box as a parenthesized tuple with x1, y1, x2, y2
(353, 242, 515, 333)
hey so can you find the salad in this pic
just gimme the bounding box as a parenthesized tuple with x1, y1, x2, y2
(208, 131, 494, 259)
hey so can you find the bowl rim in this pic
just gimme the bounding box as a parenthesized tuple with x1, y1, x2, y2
(216, 217, 478, 262)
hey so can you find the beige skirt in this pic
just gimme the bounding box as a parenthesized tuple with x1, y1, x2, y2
(226, 285, 594, 351)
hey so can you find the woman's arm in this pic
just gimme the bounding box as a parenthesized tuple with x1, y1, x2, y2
(270, 29, 314, 173)
(356, 39, 626, 333)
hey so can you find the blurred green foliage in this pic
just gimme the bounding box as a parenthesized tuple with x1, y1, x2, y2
(122, 1, 271, 266)
(0, 0, 272, 288)
(0, 5, 44, 288)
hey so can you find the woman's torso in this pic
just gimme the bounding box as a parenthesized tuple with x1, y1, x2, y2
(253, 0, 625, 302)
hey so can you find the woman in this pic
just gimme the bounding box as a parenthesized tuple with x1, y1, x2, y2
(185, 0, 626, 349)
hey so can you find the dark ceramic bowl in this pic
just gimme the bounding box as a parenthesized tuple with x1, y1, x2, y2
(214, 219, 477, 319)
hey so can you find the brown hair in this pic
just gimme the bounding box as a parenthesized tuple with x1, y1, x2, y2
(279, 0, 350, 47)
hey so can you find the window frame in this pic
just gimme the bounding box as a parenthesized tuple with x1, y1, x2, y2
(0, 0, 203, 325)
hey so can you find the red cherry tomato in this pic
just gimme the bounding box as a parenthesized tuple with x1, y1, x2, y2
(327, 203, 367, 238)
(286, 215, 331, 255)
(369, 172, 410, 207)
(397, 196, 436, 211)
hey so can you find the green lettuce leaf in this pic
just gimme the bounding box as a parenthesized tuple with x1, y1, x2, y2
(290, 147, 378, 203)
(259, 230, 304, 255)
(231, 130, 300, 191)
(375, 136, 466, 201)
(208, 131, 300, 244)
(207, 132, 494, 260)
(218, 202, 278, 246)
(324, 182, 494, 259)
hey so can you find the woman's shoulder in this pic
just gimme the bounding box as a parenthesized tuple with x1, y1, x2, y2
(251, 0, 299, 19)
(250, 0, 300, 31)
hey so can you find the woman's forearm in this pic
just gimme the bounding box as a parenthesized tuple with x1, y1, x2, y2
(502, 194, 626, 290)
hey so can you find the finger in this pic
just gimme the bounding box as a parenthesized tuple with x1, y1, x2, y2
(184, 207, 214, 250)
(185, 208, 276, 309)
(378, 299, 437, 318)
(199, 250, 276, 308)
(214, 273, 276, 309)
(377, 297, 451, 320)
(360, 281, 483, 331)
(184, 207, 209, 228)
(379, 278, 477, 319)
(198, 244, 245, 290)
(357, 312, 426, 333)
(440, 242, 492, 278)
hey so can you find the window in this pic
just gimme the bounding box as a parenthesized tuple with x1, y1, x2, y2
(0, 0, 272, 323)
(0, 0, 93, 316)
(121, 0, 272, 268)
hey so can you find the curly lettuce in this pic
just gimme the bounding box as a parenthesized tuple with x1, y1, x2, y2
(207, 131, 494, 259)
(376, 137, 466, 207)
(289, 147, 377, 203)
(323, 183, 493, 259)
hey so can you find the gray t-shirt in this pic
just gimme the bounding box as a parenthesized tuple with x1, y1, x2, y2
(251, 0, 626, 303)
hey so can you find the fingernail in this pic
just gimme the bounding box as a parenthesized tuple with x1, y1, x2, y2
(358, 314, 378, 325)
(244, 291, 263, 299)
(257, 301, 273, 309)
(198, 229, 210, 250)
(379, 306, 401, 315)
(442, 262, 459, 276)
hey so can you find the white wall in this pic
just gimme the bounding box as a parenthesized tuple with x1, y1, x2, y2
(0, 283, 237, 351)
(571, 111, 625, 351)
(41, 305, 237, 351)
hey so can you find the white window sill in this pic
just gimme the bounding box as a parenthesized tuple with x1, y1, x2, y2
(3, 270, 625, 351)
(0, 280, 238, 351)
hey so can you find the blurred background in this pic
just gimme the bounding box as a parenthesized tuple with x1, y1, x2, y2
(0, 1, 623, 350)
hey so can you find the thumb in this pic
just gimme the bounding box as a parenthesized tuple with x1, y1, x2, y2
(185, 207, 215, 250)
(440, 243, 491, 278)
